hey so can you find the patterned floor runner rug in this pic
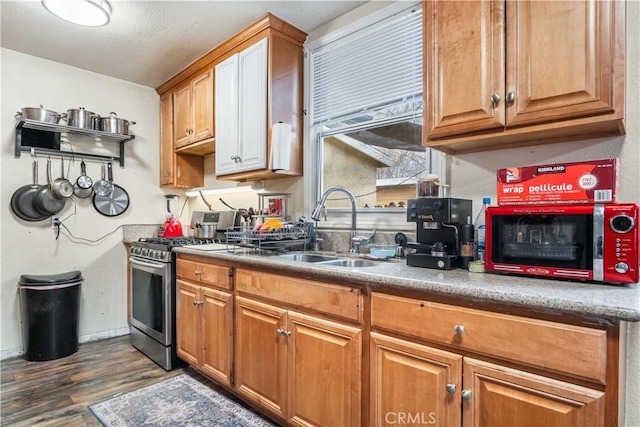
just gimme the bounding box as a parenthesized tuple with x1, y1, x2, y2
(89, 373, 275, 426)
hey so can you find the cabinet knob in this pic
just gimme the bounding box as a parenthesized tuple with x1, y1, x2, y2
(454, 325, 465, 335)
(491, 93, 501, 104)
(192, 300, 197, 306)
(194, 270, 201, 275)
(461, 390, 473, 400)
(506, 91, 515, 103)
(445, 383, 457, 394)
(276, 328, 284, 336)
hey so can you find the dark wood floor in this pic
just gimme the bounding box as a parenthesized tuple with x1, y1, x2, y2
(0, 335, 230, 426)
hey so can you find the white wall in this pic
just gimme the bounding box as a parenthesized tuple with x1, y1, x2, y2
(0, 48, 171, 358)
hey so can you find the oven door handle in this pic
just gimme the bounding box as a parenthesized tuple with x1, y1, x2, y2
(129, 257, 167, 270)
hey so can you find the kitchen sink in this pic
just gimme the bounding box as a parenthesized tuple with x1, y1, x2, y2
(273, 253, 339, 263)
(271, 253, 381, 268)
(320, 259, 380, 268)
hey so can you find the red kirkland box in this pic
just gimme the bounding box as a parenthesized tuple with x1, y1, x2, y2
(497, 159, 618, 205)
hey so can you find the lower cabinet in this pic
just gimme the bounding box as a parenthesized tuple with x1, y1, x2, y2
(370, 332, 605, 427)
(235, 296, 362, 427)
(370, 292, 614, 427)
(176, 264, 233, 387)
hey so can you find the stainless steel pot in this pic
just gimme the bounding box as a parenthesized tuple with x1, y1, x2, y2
(17, 105, 64, 123)
(99, 112, 135, 135)
(66, 107, 99, 130)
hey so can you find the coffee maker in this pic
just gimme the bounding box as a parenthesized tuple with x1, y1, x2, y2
(406, 198, 472, 270)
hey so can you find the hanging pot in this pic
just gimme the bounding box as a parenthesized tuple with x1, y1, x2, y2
(17, 105, 65, 124)
(66, 107, 99, 130)
(93, 162, 130, 216)
(51, 158, 74, 199)
(10, 158, 50, 222)
(99, 112, 135, 135)
(74, 161, 94, 199)
(33, 159, 65, 216)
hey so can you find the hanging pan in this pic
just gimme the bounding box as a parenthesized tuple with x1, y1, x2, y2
(93, 161, 130, 216)
(73, 161, 93, 199)
(10, 157, 50, 222)
(33, 158, 65, 216)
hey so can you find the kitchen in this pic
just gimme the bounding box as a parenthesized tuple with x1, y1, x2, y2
(1, 0, 639, 426)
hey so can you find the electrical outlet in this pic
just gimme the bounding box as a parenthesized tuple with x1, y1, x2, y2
(51, 217, 59, 229)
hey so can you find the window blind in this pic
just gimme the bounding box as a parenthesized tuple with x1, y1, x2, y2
(311, 4, 423, 127)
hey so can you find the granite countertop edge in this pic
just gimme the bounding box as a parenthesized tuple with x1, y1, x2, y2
(173, 247, 640, 322)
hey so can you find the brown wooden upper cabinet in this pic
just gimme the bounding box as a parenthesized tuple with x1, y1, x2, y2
(156, 14, 307, 187)
(424, 0, 625, 154)
(173, 67, 215, 151)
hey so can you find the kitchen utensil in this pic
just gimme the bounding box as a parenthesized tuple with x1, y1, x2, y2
(93, 185, 130, 216)
(92, 162, 130, 216)
(76, 161, 93, 189)
(73, 160, 93, 199)
(99, 112, 135, 135)
(158, 195, 183, 237)
(51, 159, 74, 199)
(66, 107, 99, 130)
(33, 158, 65, 216)
(93, 162, 113, 197)
(10, 157, 50, 222)
(16, 105, 65, 123)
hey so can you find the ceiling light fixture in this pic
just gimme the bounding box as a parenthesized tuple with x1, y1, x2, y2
(42, 0, 111, 27)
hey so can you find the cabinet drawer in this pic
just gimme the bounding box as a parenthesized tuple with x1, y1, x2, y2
(176, 259, 232, 290)
(371, 293, 607, 383)
(236, 269, 362, 323)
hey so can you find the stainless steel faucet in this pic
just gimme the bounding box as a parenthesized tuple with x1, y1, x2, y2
(311, 186, 375, 253)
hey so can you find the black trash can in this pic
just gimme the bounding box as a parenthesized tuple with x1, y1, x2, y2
(18, 270, 83, 361)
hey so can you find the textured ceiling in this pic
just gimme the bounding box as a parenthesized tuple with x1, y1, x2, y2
(1, 0, 368, 88)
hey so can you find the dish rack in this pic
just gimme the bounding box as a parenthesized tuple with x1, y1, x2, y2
(225, 221, 315, 251)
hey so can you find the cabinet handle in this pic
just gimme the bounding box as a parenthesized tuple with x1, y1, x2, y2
(506, 92, 515, 103)
(445, 383, 456, 394)
(454, 325, 465, 335)
(461, 390, 472, 400)
(491, 93, 500, 105)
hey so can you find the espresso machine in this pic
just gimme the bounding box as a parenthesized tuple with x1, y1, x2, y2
(406, 198, 472, 270)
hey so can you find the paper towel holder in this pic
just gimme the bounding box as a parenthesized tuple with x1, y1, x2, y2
(269, 121, 292, 172)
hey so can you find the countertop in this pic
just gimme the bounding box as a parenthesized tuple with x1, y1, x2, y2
(174, 246, 640, 322)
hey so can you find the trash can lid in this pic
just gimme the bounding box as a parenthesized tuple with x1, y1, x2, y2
(19, 270, 83, 286)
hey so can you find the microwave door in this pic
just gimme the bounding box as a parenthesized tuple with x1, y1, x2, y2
(593, 205, 605, 281)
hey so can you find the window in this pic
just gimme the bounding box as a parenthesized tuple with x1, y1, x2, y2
(305, 2, 446, 229)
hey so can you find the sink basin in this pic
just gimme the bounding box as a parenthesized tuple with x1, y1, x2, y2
(273, 253, 338, 263)
(270, 253, 381, 268)
(320, 259, 380, 268)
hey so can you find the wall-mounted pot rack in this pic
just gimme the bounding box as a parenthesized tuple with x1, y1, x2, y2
(15, 119, 135, 166)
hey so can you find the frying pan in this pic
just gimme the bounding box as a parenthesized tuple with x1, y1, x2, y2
(93, 162, 113, 197)
(10, 158, 50, 222)
(93, 161, 130, 216)
(33, 158, 65, 216)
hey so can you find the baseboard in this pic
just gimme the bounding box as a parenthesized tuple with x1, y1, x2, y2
(1, 326, 131, 360)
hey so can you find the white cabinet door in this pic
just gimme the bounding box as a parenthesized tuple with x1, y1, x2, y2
(215, 38, 268, 176)
(215, 54, 239, 176)
(238, 38, 268, 173)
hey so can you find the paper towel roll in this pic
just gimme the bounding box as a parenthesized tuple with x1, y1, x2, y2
(269, 122, 292, 172)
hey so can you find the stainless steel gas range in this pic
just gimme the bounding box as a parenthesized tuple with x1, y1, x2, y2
(128, 237, 226, 370)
